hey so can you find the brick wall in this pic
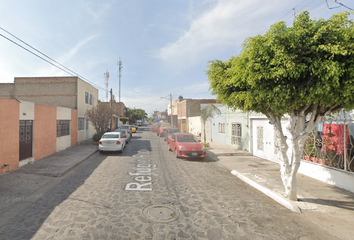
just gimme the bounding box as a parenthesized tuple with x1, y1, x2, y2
(177, 101, 187, 118)
(0, 83, 15, 99)
(34, 104, 57, 161)
(0, 99, 19, 172)
(14, 77, 77, 109)
(100, 102, 126, 116)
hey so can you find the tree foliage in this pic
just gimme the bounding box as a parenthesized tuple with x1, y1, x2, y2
(125, 107, 147, 122)
(120, 117, 129, 124)
(208, 11, 354, 116)
(207, 11, 354, 200)
(85, 104, 114, 138)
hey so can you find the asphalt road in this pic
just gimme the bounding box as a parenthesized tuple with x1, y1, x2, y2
(0, 125, 337, 239)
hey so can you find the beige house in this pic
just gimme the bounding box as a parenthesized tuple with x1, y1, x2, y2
(0, 76, 98, 142)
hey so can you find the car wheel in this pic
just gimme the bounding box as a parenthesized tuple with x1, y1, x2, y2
(99, 150, 103, 154)
(175, 148, 179, 158)
(167, 143, 171, 151)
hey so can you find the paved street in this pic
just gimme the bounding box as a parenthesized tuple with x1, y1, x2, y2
(0, 126, 337, 239)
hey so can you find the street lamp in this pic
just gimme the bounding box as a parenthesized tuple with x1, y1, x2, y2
(160, 94, 173, 127)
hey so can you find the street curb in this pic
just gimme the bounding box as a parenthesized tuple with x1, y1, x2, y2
(56, 149, 98, 177)
(231, 170, 302, 213)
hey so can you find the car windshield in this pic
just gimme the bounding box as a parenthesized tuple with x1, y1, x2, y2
(103, 134, 120, 139)
(177, 135, 197, 142)
(120, 126, 129, 129)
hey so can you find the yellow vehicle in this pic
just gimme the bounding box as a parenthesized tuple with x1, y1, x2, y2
(130, 125, 136, 133)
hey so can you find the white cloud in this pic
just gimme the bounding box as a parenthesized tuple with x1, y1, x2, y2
(37, 35, 98, 76)
(154, 0, 281, 66)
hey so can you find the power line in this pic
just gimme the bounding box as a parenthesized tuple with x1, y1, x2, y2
(0, 33, 75, 76)
(0, 26, 107, 92)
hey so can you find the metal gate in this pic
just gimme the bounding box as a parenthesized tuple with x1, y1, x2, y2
(231, 123, 242, 149)
(19, 120, 33, 161)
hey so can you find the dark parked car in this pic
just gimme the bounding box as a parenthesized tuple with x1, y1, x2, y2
(164, 128, 180, 141)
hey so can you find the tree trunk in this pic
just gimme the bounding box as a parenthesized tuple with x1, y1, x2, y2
(274, 111, 322, 201)
(203, 122, 206, 143)
(274, 115, 306, 201)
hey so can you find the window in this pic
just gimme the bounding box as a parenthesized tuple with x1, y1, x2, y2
(89, 94, 93, 105)
(85, 92, 89, 104)
(218, 123, 225, 133)
(57, 120, 70, 137)
(78, 117, 85, 131)
(85, 91, 93, 105)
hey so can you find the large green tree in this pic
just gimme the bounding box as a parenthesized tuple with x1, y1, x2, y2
(125, 107, 147, 123)
(207, 12, 354, 200)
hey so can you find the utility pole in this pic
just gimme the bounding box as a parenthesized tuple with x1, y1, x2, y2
(118, 58, 123, 118)
(170, 93, 174, 127)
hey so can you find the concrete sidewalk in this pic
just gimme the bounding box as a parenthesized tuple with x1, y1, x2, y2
(0, 140, 97, 227)
(207, 141, 354, 240)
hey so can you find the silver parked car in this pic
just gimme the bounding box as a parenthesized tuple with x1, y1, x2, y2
(119, 125, 132, 137)
(114, 129, 131, 143)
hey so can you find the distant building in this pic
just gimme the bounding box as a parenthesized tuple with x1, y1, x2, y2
(176, 96, 217, 133)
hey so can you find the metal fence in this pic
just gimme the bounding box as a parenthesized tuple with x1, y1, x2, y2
(302, 111, 354, 172)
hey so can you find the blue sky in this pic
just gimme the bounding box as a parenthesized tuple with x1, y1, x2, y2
(0, 0, 352, 116)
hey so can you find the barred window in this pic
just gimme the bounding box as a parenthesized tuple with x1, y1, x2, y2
(78, 117, 85, 131)
(57, 120, 70, 137)
(218, 123, 225, 133)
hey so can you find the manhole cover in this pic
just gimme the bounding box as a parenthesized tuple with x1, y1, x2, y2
(143, 205, 179, 223)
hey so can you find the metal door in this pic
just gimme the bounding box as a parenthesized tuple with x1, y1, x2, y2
(231, 123, 242, 149)
(19, 120, 33, 161)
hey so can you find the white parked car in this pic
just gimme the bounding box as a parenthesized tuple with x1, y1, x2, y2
(98, 132, 126, 153)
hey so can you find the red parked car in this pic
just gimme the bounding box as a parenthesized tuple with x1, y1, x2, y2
(168, 133, 206, 159)
(151, 122, 160, 133)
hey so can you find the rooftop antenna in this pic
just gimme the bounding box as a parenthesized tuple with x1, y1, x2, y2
(104, 70, 109, 101)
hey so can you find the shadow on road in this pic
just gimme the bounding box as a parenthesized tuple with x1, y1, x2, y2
(0, 153, 107, 240)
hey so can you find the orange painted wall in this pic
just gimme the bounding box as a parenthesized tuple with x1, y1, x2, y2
(0, 99, 19, 172)
(34, 104, 57, 160)
(71, 109, 78, 146)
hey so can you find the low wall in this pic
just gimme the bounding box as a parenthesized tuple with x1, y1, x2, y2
(299, 160, 354, 193)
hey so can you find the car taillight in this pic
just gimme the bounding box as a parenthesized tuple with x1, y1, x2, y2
(125, 134, 127, 138)
(99, 141, 102, 145)
(116, 141, 121, 144)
